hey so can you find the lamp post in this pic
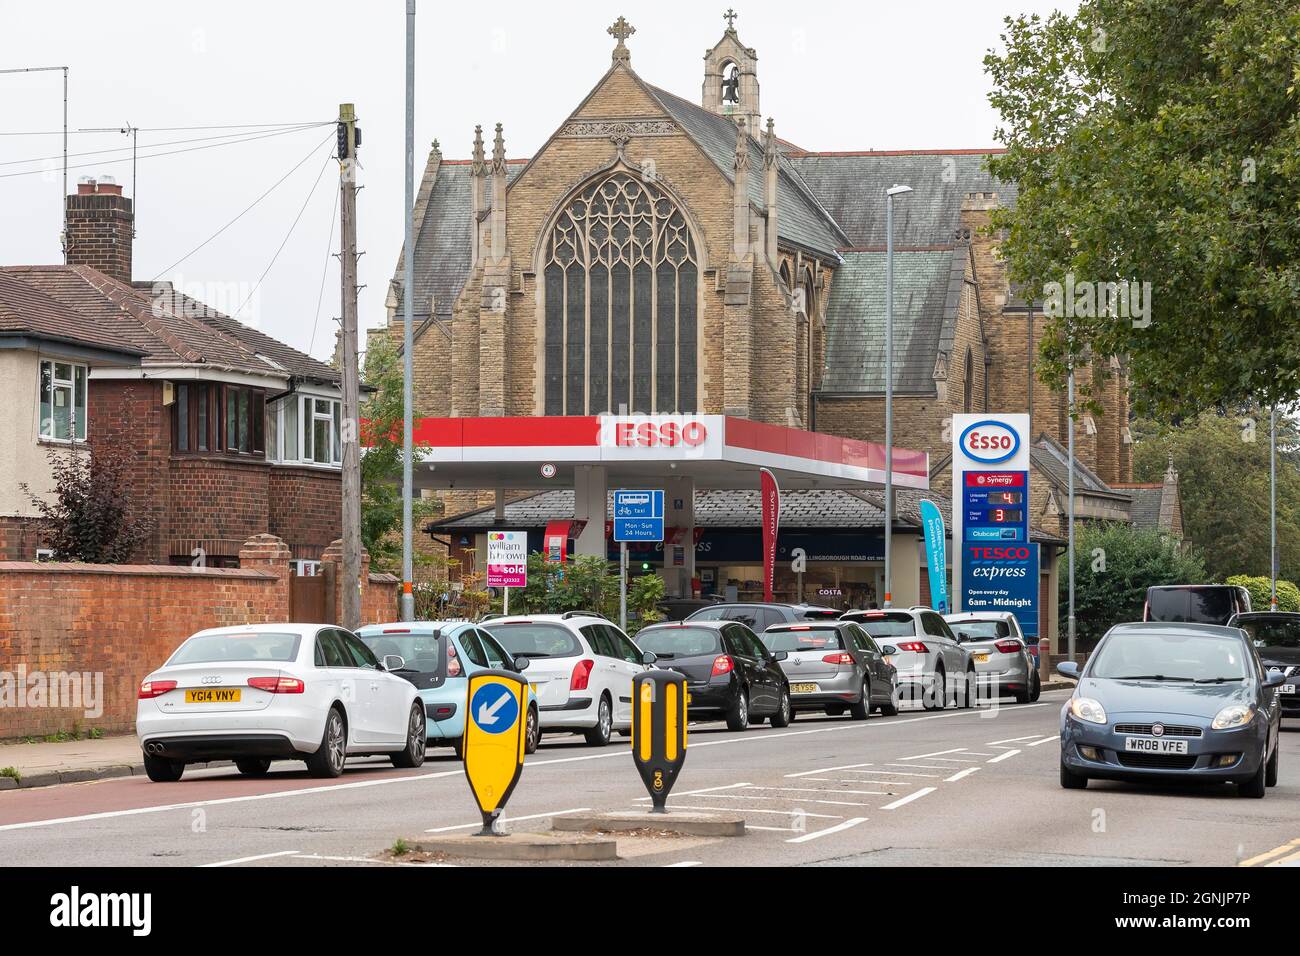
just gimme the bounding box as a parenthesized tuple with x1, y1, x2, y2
(1271, 405, 1278, 610)
(883, 184, 912, 609)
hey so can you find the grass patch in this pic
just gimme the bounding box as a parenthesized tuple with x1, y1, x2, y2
(390, 838, 409, 857)
(0, 767, 20, 781)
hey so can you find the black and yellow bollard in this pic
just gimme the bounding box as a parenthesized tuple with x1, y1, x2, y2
(631, 669, 687, 813)
(463, 669, 528, 835)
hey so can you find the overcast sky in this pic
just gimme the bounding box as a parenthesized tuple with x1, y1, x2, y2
(2, 0, 1076, 361)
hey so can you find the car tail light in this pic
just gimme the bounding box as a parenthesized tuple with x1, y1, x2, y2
(822, 652, 855, 665)
(994, 640, 1022, 654)
(446, 645, 462, 678)
(789, 625, 811, 631)
(711, 655, 734, 677)
(896, 642, 929, 653)
(247, 676, 305, 694)
(382, 627, 410, 634)
(138, 679, 176, 699)
(571, 658, 595, 691)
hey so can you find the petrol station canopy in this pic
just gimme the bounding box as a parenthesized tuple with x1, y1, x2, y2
(405, 415, 929, 493)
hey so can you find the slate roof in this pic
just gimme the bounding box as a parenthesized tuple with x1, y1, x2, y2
(1123, 486, 1164, 530)
(0, 271, 144, 357)
(1, 265, 330, 383)
(1031, 433, 1126, 499)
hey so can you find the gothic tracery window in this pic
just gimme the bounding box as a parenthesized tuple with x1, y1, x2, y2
(544, 173, 699, 415)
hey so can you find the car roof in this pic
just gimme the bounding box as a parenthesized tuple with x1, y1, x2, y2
(640, 620, 728, 630)
(767, 619, 849, 630)
(356, 620, 467, 634)
(190, 623, 322, 638)
(482, 613, 604, 624)
(1231, 611, 1300, 620)
(1107, 621, 1247, 639)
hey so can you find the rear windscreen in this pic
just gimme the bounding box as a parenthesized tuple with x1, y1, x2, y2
(949, 621, 1010, 640)
(170, 632, 301, 665)
(1148, 588, 1236, 624)
(764, 628, 846, 652)
(846, 614, 916, 639)
(635, 627, 723, 657)
(482, 623, 582, 659)
(359, 631, 442, 674)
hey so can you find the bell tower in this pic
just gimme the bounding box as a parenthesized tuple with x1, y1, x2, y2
(702, 9, 761, 133)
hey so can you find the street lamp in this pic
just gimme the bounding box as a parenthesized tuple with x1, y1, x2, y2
(883, 184, 912, 609)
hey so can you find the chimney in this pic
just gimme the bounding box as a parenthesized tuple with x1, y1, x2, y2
(65, 176, 133, 283)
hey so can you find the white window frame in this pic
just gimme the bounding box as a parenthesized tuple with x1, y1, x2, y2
(269, 393, 342, 468)
(38, 358, 87, 443)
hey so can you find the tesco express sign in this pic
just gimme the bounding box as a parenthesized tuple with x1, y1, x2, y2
(958, 420, 1020, 465)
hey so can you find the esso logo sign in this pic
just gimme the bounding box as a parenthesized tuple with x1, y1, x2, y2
(613, 420, 708, 448)
(968, 546, 1031, 561)
(959, 420, 1020, 464)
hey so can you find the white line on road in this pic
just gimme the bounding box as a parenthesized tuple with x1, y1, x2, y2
(986, 735, 1041, 746)
(944, 767, 981, 782)
(1028, 735, 1060, 746)
(800, 777, 910, 789)
(291, 854, 451, 867)
(785, 762, 874, 778)
(200, 849, 300, 868)
(639, 792, 875, 808)
(424, 807, 592, 833)
(668, 782, 752, 797)
(786, 817, 868, 844)
(662, 805, 842, 818)
(666, 860, 702, 867)
(899, 748, 967, 760)
(846, 769, 941, 778)
(884, 762, 953, 770)
(880, 787, 937, 810)
(747, 785, 891, 796)
(987, 749, 1021, 763)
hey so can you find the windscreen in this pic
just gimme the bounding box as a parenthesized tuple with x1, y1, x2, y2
(169, 632, 301, 665)
(635, 627, 724, 658)
(1090, 631, 1250, 682)
(763, 628, 846, 652)
(1238, 617, 1300, 650)
(847, 613, 917, 639)
(359, 630, 442, 674)
(482, 622, 582, 659)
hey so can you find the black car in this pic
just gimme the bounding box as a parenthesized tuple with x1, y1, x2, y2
(1229, 611, 1300, 719)
(635, 620, 791, 730)
(1144, 585, 1251, 625)
(684, 601, 842, 632)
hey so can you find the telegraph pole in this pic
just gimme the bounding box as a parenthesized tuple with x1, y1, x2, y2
(338, 103, 362, 631)
(400, 0, 417, 621)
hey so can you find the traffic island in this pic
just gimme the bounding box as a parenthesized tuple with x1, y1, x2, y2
(551, 810, 745, 838)
(401, 832, 619, 862)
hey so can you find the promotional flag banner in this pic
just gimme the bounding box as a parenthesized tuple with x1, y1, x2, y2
(918, 499, 949, 613)
(760, 468, 780, 602)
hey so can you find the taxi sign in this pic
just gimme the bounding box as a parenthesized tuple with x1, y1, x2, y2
(631, 670, 688, 812)
(463, 669, 528, 835)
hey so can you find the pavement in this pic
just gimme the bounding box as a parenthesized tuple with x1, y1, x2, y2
(0, 734, 229, 789)
(1, 689, 1297, 867)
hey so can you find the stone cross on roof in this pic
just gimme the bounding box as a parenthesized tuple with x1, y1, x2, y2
(608, 16, 635, 63)
(724, 8, 738, 30)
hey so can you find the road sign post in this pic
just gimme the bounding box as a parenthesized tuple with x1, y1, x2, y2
(614, 490, 664, 633)
(631, 670, 688, 813)
(463, 669, 528, 836)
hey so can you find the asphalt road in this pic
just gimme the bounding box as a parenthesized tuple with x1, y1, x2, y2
(2, 690, 1298, 867)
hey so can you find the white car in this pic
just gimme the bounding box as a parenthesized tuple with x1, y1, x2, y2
(136, 624, 426, 782)
(480, 613, 654, 746)
(841, 607, 976, 709)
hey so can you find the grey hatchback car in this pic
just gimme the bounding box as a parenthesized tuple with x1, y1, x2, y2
(760, 621, 900, 719)
(1058, 622, 1285, 797)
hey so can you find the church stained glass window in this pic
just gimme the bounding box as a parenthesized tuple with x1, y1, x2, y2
(544, 173, 698, 414)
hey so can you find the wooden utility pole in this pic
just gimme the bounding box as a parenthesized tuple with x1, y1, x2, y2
(338, 103, 362, 631)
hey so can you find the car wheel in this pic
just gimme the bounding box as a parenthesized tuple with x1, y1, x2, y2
(584, 695, 613, 746)
(1013, 683, 1031, 704)
(390, 703, 427, 769)
(923, 668, 946, 711)
(305, 707, 347, 778)
(880, 681, 900, 717)
(1059, 757, 1088, 790)
(143, 752, 184, 783)
(770, 687, 791, 728)
(726, 688, 750, 731)
(235, 757, 271, 777)
(1029, 669, 1042, 703)
(524, 705, 540, 755)
(959, 667, 977, 709)
(1238, 757, 1267, 798)
(849, 680, 871, 720)
(1265, 739, 1279, 787)
(451, 736, 464, 760)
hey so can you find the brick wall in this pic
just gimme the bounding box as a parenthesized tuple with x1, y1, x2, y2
(64, 183, 133, 285)
(0, 515, 45, 562)
(268, 467, 341, 561)
(167, 456, 268, 561)
(89, 380, 168, 562)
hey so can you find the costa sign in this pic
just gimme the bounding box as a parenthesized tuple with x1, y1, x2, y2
(612, 419, 708, 448)
(958, 420, 1020, 464)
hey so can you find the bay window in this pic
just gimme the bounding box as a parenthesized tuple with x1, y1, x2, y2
(269, 394, 341, 467)
(38, 359, 87, 442)
(171, 382, 263, 457)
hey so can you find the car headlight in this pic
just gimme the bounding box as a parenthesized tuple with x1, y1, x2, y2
(1212, 704, 1255, 730)
(1069, 696, 1107, 725)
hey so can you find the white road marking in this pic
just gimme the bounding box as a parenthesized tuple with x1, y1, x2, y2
(661, 805, 841, 818)
(291, 853, 451, 867)
(200, 849, 300, 868)
(785, 762, 874, 778)
(786, 817, 868, 844)
(944, 767, 981, 782)
(880, 787, 937, 810)
(987, 749, 1021, 763)
(883, 763, 952, 770)
(639, 792, 874, 808)
(668, 782, 752, 797)
(846, 769, 941, 778)
(747, 785, 891, 796)
(899, 748, 967, 760)
(666, 860, 702, 867)
(1028, 735, 1060, 746)
(986, 735, 1041, 746)
(746, 824, 799, 832)
(424, 807, 592, 833)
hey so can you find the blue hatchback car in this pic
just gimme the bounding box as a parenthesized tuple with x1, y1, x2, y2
(357, 621, 539, 759)
(1058, 622, 1284, 797)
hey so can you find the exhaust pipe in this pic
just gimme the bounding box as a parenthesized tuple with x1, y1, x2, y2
(145, 742, 163, 754)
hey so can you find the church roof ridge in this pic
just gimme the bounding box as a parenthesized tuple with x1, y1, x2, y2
(786, 148, 1008, 158)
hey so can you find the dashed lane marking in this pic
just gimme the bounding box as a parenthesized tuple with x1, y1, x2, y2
(845, 769, 941, 778)
(883, 762, 952, 770)
(987, 749, 1021, 763)
(786, 817, 868, 844)
(944, 767, 981, 782)
(880, 787, 937, 810)
(898, 748, 967, 760)
(659, 805, 841, 819)
(200, 849, 301, 868)
(986, 735, 1042, 746)
(1028, 735, 1060, 746)
(785, 762, 874, 778)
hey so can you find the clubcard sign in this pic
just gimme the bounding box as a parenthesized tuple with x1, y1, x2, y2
(486, 531, 527, 588)
(951, 414, 1038, 634)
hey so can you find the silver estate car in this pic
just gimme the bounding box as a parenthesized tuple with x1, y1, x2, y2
(944, 612, 1041, 704)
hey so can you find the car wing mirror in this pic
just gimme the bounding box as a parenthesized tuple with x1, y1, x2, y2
(1264, 668, 1285, 688)
(512, 655, 531, 673)
(381, 654, 406, 672)
(641, 651, 657, 666)
(772, 650, 789, 662)
(881, 645, 898, 656)
(1057, 660, 1080, 679)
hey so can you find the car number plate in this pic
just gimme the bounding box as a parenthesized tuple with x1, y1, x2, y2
(973, 653, 990, 663)
(184, 688, 241, 704)
(1282, 684, 1296, 695)
(1123, 736, 1188, 755)
(791, 682, 818, 694)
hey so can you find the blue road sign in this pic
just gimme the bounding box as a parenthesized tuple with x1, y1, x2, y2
(470, 682, 520, 735)
(614, 489, 665, 542)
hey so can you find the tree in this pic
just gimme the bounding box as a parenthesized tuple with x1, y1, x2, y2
(985, 1, 1300, 418)
(1063, 523, 1207, 647)
(1132, 409, 1300, 582)
(1226, 575, 1300, 612)
(21, 443, 154, 563)
(359, 332, 438, 574)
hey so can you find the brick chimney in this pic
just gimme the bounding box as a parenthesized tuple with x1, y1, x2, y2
(65, 176, 133, 283)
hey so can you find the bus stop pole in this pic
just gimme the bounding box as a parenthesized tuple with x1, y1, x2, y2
(620, 541, 628, 632)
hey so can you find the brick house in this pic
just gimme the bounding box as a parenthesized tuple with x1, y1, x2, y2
(0, 178, 344, 566)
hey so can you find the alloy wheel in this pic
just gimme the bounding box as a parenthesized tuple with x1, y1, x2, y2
(327, 713, 345, 773)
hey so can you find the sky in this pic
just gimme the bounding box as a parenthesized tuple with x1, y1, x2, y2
(1, 0, 1077, 362)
